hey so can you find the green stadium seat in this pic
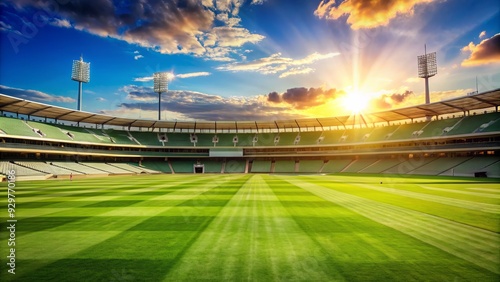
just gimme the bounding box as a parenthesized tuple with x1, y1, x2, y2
(417, 117, 462, 138)
(274, 160, 296, 173)
(321, 130, 345, 144)
(134, 161, 171, 173)
(130, 131, 165, 146)
(359, 159, 404, 173)
(298, 160, 324, 173)
(388, 121, 428, 141)
(278, 132, 299, 146)
(104, 129, 138, 145)
(446, 112, 500, 136)
(321, 159, 352, 173)
(0, 117, 41, 138)
(171, 159, 196, 173)
(27, 120, 74, 140)
(341, 158, 379, 173)
(299, 131, 323, 145)
(407, 157, 472, 175)
(383, 157, 438, 175)
(224, 159, 246, 173)
(196, 134, 217, 147)
(202, 160, 223, 173)
(251, 160, 271, 172)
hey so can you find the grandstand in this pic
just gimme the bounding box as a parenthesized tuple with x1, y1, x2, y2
(224, 159, 247, 173)
(0, 88, 499, 179)
(273, 160, 296, 173)
(250, 160, 272, 173)
(298, 160, 324, 173)
(321, 159, 355, 173)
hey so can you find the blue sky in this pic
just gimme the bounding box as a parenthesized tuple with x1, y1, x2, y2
(0, 0, 499, 121)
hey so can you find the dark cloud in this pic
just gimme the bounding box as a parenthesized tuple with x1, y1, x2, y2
(371, 90, 413, 109)
(122, 85, 157, 101)
(3, 0, 264, 58)
(462, 33, 500, 66)
(0, 84, 75, 103)
(267, 91, 281, 103)
(267, 87, 343, 109)
(112, 86, 297, 121)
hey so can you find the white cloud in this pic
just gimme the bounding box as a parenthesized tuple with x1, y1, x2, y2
(107, 86, 296, 121)
(9, 0, 265, 61)
(201, 0, 214, 8)
(134, 76, 153, 82)
(209, 27, 265, 47)
(176, 72, 211, 79)
(134, 72, 211, 82)
(0, 85, 75, 103)
(216, 13, 241, 27)
(405, 77, 420, 83)
(279, 67, 314, 78)
(134, 54, 144, 60)
(217, 52, 339, 78)
(51, 18, 71, 28)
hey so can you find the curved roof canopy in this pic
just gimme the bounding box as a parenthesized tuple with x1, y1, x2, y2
(0, 89, 498, 131)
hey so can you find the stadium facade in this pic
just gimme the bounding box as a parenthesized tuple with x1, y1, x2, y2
(0, 89, 499, 180)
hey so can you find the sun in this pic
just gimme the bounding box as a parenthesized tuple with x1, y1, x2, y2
(341, 91, 370, 114)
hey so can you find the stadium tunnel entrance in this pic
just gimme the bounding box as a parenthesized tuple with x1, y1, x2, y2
(194, 164, 204, 173)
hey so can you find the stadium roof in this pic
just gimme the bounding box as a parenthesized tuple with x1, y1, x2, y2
(0, 88, 499, 131)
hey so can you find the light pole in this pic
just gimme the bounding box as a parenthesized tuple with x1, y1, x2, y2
(154, 72, 169, 120)
(417, 45, 437, 105)
(71, 56, 90, 111)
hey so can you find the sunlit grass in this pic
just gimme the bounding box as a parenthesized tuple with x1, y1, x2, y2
(0, 174, 498, 281)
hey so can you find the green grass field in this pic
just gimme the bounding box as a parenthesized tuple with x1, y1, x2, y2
(1, 173, 499, 281)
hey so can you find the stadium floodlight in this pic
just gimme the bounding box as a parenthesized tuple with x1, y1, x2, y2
(71, 56, 90, 111)
(154, 72, 169, 120)
(417, 45, 437, 105)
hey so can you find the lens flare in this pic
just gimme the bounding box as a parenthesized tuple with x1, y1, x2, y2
(341, 91, 369, 114)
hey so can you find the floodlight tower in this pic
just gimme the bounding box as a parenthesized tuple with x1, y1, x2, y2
(417, 45, 437, 105)
(154, 72, 169, 120)
(71, 56, 90, 111)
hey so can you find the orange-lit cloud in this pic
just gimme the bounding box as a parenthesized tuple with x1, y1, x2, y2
(103, 85, 298, 121)
(370, 90, 413, 109)
(98, 84, 472, 121)
(315, 0, 435, 29)
(8, 0, 264, 61)
(267, 87, 345, 109)
(461, 34, 500, 67)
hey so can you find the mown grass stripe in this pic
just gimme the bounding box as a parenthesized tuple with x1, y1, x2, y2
(419, 185, 500, 198)
(352, 182, 500, 213)
(14, 176, 219, 221)
(163, 174, 343, 281)
(1, 175, 248, 281)
(468, 188, 500, 193)
(304, 175, 500, 232)
(276, 175, 500, 275)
